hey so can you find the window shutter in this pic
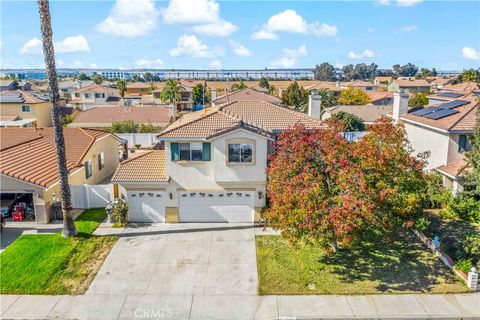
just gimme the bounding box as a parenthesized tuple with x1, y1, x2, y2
(202, 142, 211, 161)
(171, 143, 180, 161)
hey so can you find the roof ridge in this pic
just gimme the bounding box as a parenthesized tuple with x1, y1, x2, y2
(160, 108, 222, 135)
(449, 100, 479, 131)
(0, 135, 44, 152)
(120, 150, 155, 165)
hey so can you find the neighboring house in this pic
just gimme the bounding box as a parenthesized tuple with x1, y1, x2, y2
(17, 80, 32, 91)
(112, 100, 323, 223)
(428, 82, 479, 105)
(303, 81, 343, 96)
(426, 76, 454, 90)
(0, 90, 67, 127)
(0, 127, 121, 223)
(126, 82, 153, 96)
(374, 76, 392, 86)
(68, 106, 173, 130)
(213, 88, 282, 105)
(340, 80, 378, 92)
(0, 80, 18, 91)
(388, 79, 432, 93)
(398, 93, 478, 193)
(321, 104, 392, 125)
(366, 91, 394, 105)
(58, 80, 94, 97)
(70, 84, 120, 110)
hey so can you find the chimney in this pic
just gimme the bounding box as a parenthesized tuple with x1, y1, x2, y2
(211, 88, 217, 106)
(393, 92, 409, 123)
(168, 103, 176, 122)
(308, 92, 322, 119)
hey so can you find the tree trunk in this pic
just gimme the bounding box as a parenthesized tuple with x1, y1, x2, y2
(38, 0, 77, 237)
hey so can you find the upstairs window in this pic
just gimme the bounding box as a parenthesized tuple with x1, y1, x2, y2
(98, 152, 105, 170)
(74, 93, 80, 98)
(21, 105, 31, 113)
(95, 93, 105, 98)
(171, 142, 211, 161)
(459, 135, 471, 153)
(228, 143, 253, 163)
(84, 93, 92, 98)
(85, 160, 93, 179)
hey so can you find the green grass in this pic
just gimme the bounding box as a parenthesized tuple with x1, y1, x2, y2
(256, 232, 468, 295)
(0, 208, 117, 294)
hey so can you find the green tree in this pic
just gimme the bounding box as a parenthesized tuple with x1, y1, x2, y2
(408, 92, 429, 108)
(314, 62, 336, 81)
(143, 72, 153, 82)
(268, 84, 278, 97)
(395, 63, 418, 77)
(160, 80, 185, 104)
(92, 74, 104, 85)
(282, 81, 309, 112)
(231, 79, 247, 91)
(38, 0, 77, 237)
(337, 87, 371, 105)
(76, 72, 90, 81)
(316, 88, 338, 109)
(460, 69, 480, 83)
(116, 80, 127, 98)
(330, 111, 365, 132)
(463, 107, 480, 199)
(111, 120, 139, 133)
(146, 83, 157, 94)
(192, 83, 209, 105)
(259, 77, 270, 89)
(139, 123, 161, 133)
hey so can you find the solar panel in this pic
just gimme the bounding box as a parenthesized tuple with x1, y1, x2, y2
(439, 100, 470, 109)
(473, 91, 480, 96)
(410, 107, 442, 116)
(0, 94, 25, 103)
(437, 92, 463, 98)
(424, 109, 459, 120)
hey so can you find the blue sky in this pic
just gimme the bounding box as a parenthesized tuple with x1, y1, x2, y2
(1, 0, 479, 70)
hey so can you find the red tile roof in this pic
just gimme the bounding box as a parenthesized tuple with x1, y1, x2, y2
(213, 88, 282, 105)
(112, 150, 169, 183)
(71, 106, 172, 126)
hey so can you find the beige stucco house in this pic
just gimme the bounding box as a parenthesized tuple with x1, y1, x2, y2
(0, 128, 121, 223)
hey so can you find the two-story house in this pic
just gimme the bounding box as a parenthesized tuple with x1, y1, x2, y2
(427, 82, 479, 105)
(397, 92, 478, 193)
(112, 100, 323, 223)
(70, 84, 120, 110)
(0, 90, 66, 127)
(0, 128, 121, 223)
(388, 79, 432, 93)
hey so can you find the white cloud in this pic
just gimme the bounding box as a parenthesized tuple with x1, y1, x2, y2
(97, 0, 159, 37)
(462, 47, 480, 60)
(19, 38, 43, 55)
(209, 59, 222, 69)
(19, 35, 90, 55)
(282, 45, 308, 58)
(228, 39, 253, 57)
(397, 0, 422, 7)
(71, 59, 84, 68)
(135, 58, 165, 68)
(270, 57, 298, 68)
(252, 9, 336, 40)
(400, 25, 418, 32)
(88, 63, 98, 69)
(192, 20, 237, 37)
(162, 0, 236, 37)
(169, 34, 224, 58)
(347, 49, 375, 59)
(376, 0, 390, 5)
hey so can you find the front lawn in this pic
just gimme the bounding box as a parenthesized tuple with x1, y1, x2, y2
(256, 232, 468, 295)
(0, 208, 117, 295)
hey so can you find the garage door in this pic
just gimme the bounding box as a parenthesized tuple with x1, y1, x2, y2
(179, 191, 254, 223)
(127, 191, 166, 223)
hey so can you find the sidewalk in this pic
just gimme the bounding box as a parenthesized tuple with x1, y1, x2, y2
(1, 292, 479, 319)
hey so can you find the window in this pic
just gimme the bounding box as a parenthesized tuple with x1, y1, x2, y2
(21, 105, 30, 113)
(98, 152, 105, 170)
(85, 93, 92, 98)
(74, 93, 80, 98)
(228, 144, 253, 163)
(85, 160, 93, 179)
(171, 142, 211, 161)
(95, 93, 105, 98)
(459, 135, 471, 153)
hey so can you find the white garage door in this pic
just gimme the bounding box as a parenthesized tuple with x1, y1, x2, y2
(127, 191, 166, 223)
(179, 191, 254, 223)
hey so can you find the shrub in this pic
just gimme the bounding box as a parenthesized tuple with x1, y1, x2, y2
(461, 233, 480, 263)
(425, 173, 453, 209)
(454, 259, 473, 274)
(112, 199, 128, 226)
(414, 216, 430, 232)
(448, 197, 480, 222)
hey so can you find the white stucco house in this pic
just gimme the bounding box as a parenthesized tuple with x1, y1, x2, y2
(395, 85, 479, 193)
(112, 100, 323, 223)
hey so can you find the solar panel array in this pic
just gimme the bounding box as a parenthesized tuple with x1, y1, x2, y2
(410, 99, 469, 120)
(437, 92, 463, 98)
(0, 93, 25, 103)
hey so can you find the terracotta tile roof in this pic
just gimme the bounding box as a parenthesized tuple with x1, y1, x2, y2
(325, 104, 393, 123)
(366, 91, 393, 103)
(213, 88, 282, 105)
(436, 159, 469, 178)
(374, 76, 392, 82)
(303, 81, 341, 91)
(402, 95, 479, 131)
(73, 84, 120, 95)
(393, 79, 431, 87)
(112, 150, 169, 183)
(441, 82, 479, 93)
(0, 128, 112, 187)
(160, 100, 323, 139)
(341, 80, 377, 88)
(71, 106, 172, 126)
(126, 82, 151, 89)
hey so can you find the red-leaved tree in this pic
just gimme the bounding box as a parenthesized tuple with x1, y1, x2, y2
(265, 117, 427, 252)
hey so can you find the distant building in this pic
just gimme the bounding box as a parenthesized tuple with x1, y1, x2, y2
(0, 80, 18, 91)
(388, 79, 432, 93)
(70, 84, 120, 109)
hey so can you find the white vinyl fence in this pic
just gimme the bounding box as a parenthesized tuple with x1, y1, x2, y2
(115, 133, 158, 148)
(71, 184, 111, 209)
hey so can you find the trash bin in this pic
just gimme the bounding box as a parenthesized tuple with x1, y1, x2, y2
(105, 202, 115, 223)
(53, 202, 62, 221)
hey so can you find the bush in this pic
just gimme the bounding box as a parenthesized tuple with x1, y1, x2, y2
(112, 199, 128, 226)
(448, 197, 480, 222)
(461, 233, 480, 263)
(414, 216, 430, 232)
(425, 173, 453, 209)
(454, 259, 473, 274)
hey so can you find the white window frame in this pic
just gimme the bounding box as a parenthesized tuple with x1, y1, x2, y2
(85, 160, 93, 179)
(228, 143, 253, 163)
(21, 105, 31, 113)
(179, 142, 204, 161)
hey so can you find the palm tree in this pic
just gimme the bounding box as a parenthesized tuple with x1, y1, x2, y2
(116, 80, 127, 98)
(160, 80, 185, 104)
(316, 88, 338, 109)
(38, 0, 77, 237)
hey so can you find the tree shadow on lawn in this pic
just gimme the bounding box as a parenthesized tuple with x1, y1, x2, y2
(319, 231, 462, 293)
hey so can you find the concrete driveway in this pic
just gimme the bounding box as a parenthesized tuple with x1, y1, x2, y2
(87, 223, 258, 295)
